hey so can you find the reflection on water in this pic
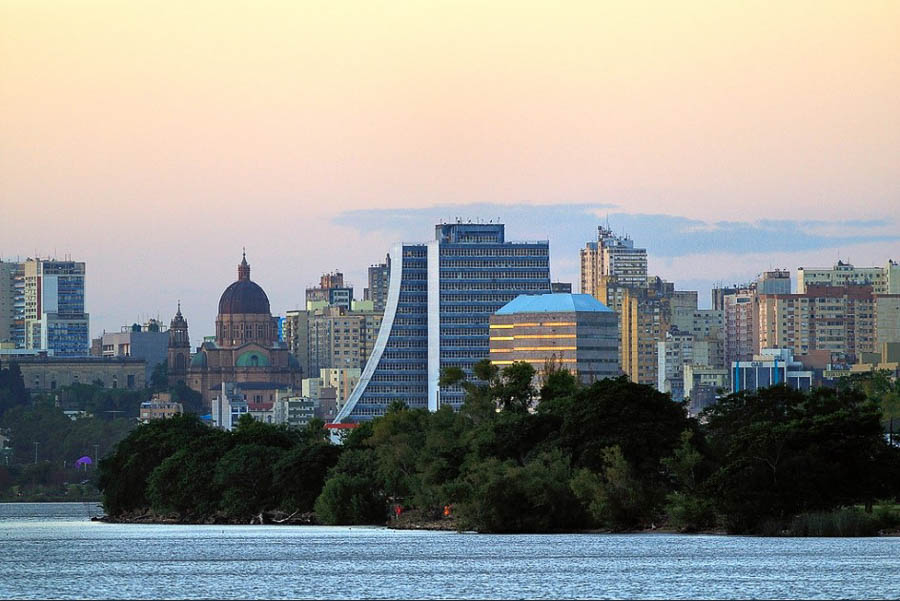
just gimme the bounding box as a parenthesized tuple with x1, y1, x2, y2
(0, 503, 897, 600)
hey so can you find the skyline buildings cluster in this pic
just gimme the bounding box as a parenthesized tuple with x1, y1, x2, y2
(1, 218, 898, 424)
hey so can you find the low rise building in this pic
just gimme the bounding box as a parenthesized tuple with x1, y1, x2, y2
(489, 293, 619, 384)
(139, 392, 183, 422)
(10, 354, 146, 392)
(732, 348, 813, 393)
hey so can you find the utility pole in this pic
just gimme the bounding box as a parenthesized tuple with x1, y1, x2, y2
(33, 441, 39, 464)
(94, 443, 100, 468)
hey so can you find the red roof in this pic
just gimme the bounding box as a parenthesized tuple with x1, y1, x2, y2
(325, 423, 359, 430)
(248, 402, 274, 411)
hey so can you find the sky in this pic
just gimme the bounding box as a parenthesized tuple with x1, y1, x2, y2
(1, 1, 898, 345)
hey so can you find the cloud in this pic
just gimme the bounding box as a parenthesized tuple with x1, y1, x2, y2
(335, 203, 899, 259)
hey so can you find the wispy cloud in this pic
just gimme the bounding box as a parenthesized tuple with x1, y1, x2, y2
(335, 203, 899, 258)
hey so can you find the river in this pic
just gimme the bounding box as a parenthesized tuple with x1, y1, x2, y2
(0, 503, 897, 599)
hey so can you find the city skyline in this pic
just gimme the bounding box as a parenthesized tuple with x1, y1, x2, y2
(2, 1, 898, 342)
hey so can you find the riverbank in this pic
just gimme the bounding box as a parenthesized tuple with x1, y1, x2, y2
(92, 506, 900, 537)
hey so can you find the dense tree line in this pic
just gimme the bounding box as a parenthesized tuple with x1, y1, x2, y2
(0, 359, 197, 499)
(98, 361, 900, 534)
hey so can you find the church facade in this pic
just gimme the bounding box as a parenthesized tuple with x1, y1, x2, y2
(168, 253, 301, 406)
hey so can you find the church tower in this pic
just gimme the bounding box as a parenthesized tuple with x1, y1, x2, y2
(167, 302, 190, 386)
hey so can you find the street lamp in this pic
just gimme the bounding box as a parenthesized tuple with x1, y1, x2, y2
(33, 441, 39, 464)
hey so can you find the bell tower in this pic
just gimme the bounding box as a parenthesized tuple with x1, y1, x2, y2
(167, 301, 190, 385)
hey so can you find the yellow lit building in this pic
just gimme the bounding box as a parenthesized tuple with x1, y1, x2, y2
(489, 293, 619, 384)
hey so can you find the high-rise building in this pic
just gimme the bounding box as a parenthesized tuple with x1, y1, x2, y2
(757, 269, 791, 295)
(335, 222, 551, 422)
(306, 271, 353, 310)
(0, 261, 18, 345)
(489, 293, 619, 385)
(365, 255, 391, 313)
(757, 284, 877, 364)
(723, 286, 758, 366)
(580, 225, 648, 296)
(797, 260, 899, 294)
(23, 258, 89, 357)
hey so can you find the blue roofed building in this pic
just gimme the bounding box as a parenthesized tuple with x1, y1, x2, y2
(490, 293, 620, 384)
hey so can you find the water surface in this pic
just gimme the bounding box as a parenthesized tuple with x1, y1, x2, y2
(1, 503, 897, 599)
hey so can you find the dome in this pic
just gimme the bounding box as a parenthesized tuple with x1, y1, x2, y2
(217, 252, 271, 315)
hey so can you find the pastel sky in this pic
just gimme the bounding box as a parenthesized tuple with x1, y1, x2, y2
(1, 1, 898, 345)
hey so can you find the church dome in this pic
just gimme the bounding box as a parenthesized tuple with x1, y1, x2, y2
(218, 253, 271, 315)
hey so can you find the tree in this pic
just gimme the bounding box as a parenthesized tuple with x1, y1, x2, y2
(457, 450, 582, 533)
(98, 414, 210, 516)
(147, 429, 232, 518)
(702, 385, 899, 533)
(570, 446, 651, 530)
(214, 443, 284, 519)
(314, 449, 386, 525)
(272, 441, 341, 513)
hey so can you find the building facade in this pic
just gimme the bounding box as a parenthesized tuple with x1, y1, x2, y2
(23, 259, 89, 356)
(335, 222, 551, 422)
(732, 348, 813, 393)
(797, 260, 900, 294)
(11, 354, 146, 392)
(178, 254, 301, 406)
(94, 319, 169, 381)
(365, 255, 391, 313)
(757, 284, 877, 364)
(489, 293, 619, 384)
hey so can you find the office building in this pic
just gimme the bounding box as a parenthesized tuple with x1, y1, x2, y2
(335, 222, 551, 422)
(23, 259, 89, 356)
(94, 319, 169, 381)
(732, 348, 813, 393)
(489, 293, 619, 385)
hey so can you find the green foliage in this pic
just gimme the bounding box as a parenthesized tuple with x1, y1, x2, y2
(314, 449, 386, 525)
(98, 414, 208, 516)
(94, 362, 899, 535)
(457, 450, 582, 533)
(147, 429, 232, 518)
(149, 361, 168, 391)
(214, 443, 285, 518)
(787, 509, 883, 537)
(570, 446, 651, 530)
(0, 361, 28, 417)
(272, 441, 341, 512)
(661, 431, 715, 531)
(702, 385, 898, 533)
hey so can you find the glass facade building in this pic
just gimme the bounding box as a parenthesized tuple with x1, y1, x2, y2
(24, 259, 90, 357)
(335, 223, 551, 422)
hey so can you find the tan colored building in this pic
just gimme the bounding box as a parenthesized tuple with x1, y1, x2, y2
(620, 280, 695, 387)
(10, 354, 146, 392)
(319, 367, 361, 407)
(139, 392, 183, 422)
(757, 285, 877, 364)
(798, 260, 899, 294)
(285, 306, 383, 379)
